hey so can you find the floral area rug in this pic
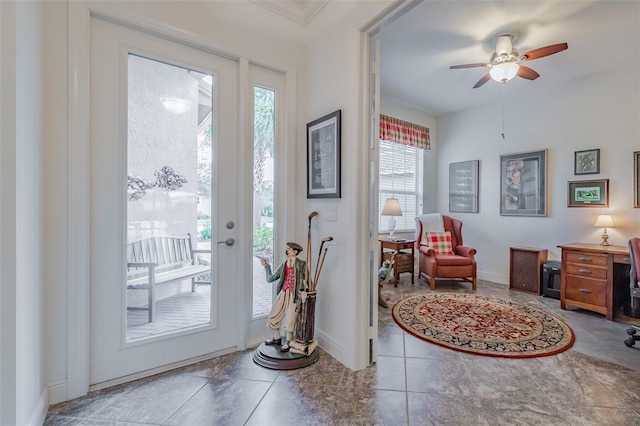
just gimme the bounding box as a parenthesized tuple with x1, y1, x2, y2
(392, 293, 575, 358)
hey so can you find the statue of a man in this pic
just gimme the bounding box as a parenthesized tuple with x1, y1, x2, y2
(260, 242, 307, 352)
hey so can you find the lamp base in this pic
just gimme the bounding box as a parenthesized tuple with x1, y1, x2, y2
(388, 217, 396, 240)
(600, 231, 611, 246)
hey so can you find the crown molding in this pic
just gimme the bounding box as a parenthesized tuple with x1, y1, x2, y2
(251, 0, 329, 25)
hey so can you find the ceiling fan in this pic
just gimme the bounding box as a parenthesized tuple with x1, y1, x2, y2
(450, 35, 568, 88)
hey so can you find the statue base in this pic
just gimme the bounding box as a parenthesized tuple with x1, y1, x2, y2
(252, 341, 319, 370)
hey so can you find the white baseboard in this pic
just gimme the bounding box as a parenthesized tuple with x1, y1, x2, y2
(48, 379, 68, 405)
(315, 328, 347, 365)
(89, 348, 236, 392)
(28, 387, 49, 426)
(478, 271, 508, 285)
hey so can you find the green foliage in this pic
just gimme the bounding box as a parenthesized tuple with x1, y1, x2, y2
(253, 225, 273, 249)
(199, 223, 212, 241)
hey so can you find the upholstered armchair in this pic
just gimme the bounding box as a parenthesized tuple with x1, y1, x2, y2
(414, 215, 477, 291)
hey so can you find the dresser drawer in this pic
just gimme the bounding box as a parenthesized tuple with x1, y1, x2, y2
(565, 263, 607, 280)
(614, 254, 632, 265)
(565, 276, 606, 307)
(566, 251, 607, 266)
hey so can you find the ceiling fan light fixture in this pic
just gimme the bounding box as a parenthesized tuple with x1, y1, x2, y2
(489, 62, 520, 83)
(495, 35, 513, 56)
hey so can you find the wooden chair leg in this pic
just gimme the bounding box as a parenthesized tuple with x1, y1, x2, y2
(430, 277, 436, 290)
(472, 277, 477, 290)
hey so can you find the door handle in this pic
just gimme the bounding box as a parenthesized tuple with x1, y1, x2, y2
(217, 238, 235, 247)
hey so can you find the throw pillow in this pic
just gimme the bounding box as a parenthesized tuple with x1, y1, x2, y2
(425, 231, 454, 255)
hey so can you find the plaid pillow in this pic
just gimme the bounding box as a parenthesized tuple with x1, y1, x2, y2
(425, 231, 454, 255)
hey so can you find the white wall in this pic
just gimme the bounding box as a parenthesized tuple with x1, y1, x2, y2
(305, 0, 395, 369)
(437, 64, 640, 284)
(1, 0, 47, 424)
(0, 2, 19, 423)
(380, 98, 438, 214)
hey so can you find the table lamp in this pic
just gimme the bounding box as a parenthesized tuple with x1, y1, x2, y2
(594, 214, 614, 246)
(382, 197, 402, 239)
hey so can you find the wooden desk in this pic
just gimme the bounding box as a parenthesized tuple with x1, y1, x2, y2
(379, 238, 415, 286)
(558, 243, 631, 321)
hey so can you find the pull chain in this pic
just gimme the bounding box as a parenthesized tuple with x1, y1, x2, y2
(501, 83, 506, 140)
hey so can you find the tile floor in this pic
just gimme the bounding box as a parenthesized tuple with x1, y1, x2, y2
(45, 276, 640, 425)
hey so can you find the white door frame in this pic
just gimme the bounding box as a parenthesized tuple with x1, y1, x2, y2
(66, 2, 296, 399)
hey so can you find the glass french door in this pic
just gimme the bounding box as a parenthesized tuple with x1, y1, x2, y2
(89, 16, 238, 385)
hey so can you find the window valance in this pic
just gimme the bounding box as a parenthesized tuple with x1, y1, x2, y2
(379, 114, 431, 150)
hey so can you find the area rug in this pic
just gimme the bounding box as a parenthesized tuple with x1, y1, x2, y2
(392, 293, 575, 358)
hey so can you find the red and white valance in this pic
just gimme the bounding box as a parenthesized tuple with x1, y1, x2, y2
(379, 114, 431, 150)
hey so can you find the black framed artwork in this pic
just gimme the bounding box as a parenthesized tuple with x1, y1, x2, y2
(307, 110, 341, 198)
(500, 149, 547, 216)
(574, 149, 600, 175)
(568, 179, 609, 207)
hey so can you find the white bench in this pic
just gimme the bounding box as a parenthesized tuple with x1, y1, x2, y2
(126, 233, 210, 322)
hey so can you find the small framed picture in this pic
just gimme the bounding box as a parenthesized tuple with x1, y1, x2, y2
(574, 149, 600, 175)
(568, 179, 609, 207)
(307, 110, 341, 198)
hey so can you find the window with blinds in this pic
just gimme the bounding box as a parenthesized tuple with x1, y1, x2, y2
(379, 139, 424, 233)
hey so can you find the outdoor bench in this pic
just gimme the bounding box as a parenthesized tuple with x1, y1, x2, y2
(126, 233, 210, 322)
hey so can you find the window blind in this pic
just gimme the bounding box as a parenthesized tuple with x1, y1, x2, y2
(379, 139, 424, 233)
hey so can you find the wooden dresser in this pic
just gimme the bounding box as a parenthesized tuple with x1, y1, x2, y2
(558, 243, 631, 320)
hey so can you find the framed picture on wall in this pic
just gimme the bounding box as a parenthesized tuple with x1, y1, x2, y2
(500, 150, 547, 216)
(307, 110, 341, 198)
(574, 148, 600, 175)
(449, 160, 479, 213)
(634, 151, 639, 208)
(567, 179, 609, 207)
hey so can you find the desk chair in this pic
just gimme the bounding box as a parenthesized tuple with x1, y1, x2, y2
(624, 237, 640, 347)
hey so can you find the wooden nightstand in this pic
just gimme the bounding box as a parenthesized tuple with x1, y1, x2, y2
(379, 238, 415, 286)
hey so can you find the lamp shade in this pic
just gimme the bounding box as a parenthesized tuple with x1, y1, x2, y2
(381, 197, 402, 216)
(489, 62, 520, 83)
(594, 214, 614, 227)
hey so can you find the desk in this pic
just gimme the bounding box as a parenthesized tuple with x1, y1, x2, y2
(558, 243, 631, 321)
(379, 238, 415, 286)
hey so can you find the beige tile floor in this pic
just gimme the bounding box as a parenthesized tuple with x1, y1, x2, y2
(46, 276, 640, 425)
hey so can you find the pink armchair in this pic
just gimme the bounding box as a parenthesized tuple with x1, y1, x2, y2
(414, 215, 477, 291)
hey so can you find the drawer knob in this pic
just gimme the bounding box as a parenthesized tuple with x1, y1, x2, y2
(578, 256, 592, 262)
(578, 269, 592, 275)
(578, 288, 592, 294)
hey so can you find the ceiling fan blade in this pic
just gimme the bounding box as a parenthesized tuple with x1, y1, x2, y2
(450, 63, 487, 69)
(522, 43, 568, 61)
(517, 65, 540, 80)
(473, 73, 491, 88)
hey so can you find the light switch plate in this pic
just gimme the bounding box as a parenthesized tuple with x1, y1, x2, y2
(325, 206, 337, 221)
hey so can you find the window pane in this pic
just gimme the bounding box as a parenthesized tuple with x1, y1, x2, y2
(379, 140, 424, 233)
(126, 54, 212, 340)
(252, 86, 275, 318)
